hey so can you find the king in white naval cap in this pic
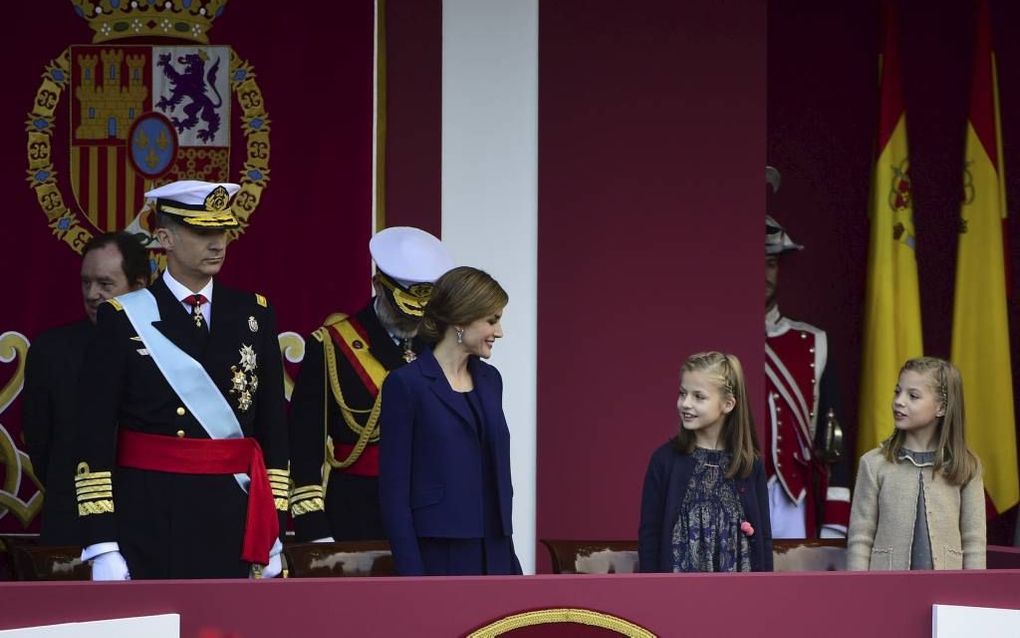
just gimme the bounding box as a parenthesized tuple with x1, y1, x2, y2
(75, 180, 290, 581)
(289, 226, 454, 543)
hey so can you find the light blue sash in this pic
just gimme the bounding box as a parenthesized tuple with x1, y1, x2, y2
(116, 289, 249, 493)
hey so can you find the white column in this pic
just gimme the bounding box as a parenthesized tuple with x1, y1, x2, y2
(442, 0, 539, 573)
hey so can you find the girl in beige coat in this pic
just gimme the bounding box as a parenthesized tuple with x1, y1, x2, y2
(847, 357, 985, 570)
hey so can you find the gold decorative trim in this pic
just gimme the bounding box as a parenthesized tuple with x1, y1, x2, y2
(77, 491, 113, 501)
(319, 325, 383, 472)
(467, 608, 656, 638)
(255, 294, 268, 308)
(291, 485, 324, 498)
(78, 500, 115, 516)
(268, 469, 290, 504)
(290, 497, 325, 517)
(75, 464, 114, 513)
(69, 0, 227, 45)
(75, 484, 112, 496)
(74, 477, 112, 488)
(75, 465, 109, 478)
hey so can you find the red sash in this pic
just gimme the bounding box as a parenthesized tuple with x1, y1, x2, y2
(117, 430, 279, 566)
(334, 443, 380, 477)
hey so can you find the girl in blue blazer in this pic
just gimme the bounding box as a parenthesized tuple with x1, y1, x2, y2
(639, 352, 773, 572)
(379, 266, 521, 576)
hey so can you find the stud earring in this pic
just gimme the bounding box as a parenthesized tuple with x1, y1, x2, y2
(456, 327, 464, 344)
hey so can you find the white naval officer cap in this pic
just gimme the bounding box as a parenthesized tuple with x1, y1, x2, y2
(145, 180, 241, 229)
(370, 226, 454, 287)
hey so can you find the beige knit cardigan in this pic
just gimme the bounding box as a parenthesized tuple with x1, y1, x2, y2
(847, 448, 986, 571)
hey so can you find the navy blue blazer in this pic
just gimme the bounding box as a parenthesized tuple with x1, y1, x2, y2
(379, 348, 514, 575)
(638, 439, 773, 572)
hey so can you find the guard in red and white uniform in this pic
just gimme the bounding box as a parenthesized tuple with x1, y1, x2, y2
(764, 172, 850, 538)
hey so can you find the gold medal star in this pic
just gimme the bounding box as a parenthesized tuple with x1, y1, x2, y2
(230, 366, 248, 393)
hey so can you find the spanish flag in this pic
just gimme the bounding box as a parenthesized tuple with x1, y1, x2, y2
(951, 0, 1018, 514)
(858, 0, 924, 457)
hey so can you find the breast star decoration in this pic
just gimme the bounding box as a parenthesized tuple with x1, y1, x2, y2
(229, 344, 259, 412)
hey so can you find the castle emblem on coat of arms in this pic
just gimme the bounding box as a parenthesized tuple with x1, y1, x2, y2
(25, 0, 271, 263)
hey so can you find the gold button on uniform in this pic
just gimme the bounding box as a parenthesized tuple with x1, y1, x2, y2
(176, 407, 186, 416)
(176, 430, 185, 438)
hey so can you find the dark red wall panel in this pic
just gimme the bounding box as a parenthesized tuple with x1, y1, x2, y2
(537, 0, 767, 570)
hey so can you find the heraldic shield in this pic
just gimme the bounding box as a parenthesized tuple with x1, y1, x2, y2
(26, 0, 271, 257)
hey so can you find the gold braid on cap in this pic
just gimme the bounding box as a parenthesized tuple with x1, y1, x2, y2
(376, 273, 434, 318)
(155, 185, 239, 229)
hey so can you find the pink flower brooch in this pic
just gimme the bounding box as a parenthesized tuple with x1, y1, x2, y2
(740, 521, 755, 537)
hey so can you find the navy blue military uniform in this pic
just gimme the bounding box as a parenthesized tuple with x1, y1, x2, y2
(74, 276, 288, 578)
(289, 303, 419, 541)
(22, 320, 93, 546)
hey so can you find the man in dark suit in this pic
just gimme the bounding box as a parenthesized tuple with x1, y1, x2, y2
(22, 232, 149, 545)
(75, 181, 289, 580)
(288, 227, 452, 542)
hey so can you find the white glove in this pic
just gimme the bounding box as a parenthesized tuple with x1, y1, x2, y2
(253, 538, 284, 579)
(259, 552, 283, 579)
(90, 550, 131, 581)
(312, 536, 336, 543)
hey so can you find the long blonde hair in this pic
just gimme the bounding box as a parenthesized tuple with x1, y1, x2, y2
(675, 351, 759, 479)
(883, 356, 978, 485)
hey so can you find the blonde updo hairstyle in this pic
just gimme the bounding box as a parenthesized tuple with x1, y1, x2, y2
(419, 266, 508, 344)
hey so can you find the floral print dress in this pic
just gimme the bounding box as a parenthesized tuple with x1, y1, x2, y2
(672, 447, 751, 572)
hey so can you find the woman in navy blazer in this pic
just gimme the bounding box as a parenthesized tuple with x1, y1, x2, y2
(379, 266, 521, 576)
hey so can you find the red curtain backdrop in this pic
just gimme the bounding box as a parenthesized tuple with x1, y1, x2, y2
(768, 0, 1020, 542)
(0, 0, 376, 534)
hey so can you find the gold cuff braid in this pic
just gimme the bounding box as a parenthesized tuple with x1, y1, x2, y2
(290, 483, 326, 517)
(75, 463, 114, 516)
(78, 500, 115, 516)
(290, 497, 325, 516)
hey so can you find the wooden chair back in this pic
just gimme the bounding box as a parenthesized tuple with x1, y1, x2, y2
(283, 540, 394, 577)
(540, 538, 849, 573)
(0, 535, 89, 581)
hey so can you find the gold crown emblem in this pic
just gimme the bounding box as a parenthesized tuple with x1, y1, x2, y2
(70, 0, 229, 44)
(204, 185, 231, 212)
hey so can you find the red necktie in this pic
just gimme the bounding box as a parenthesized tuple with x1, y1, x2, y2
(184, 294, 208, 330)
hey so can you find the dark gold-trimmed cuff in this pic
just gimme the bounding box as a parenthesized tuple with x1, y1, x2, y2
(75, 462, 114, 516)
(268, 468, 291, 512)
(290, 484, 325, 517)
